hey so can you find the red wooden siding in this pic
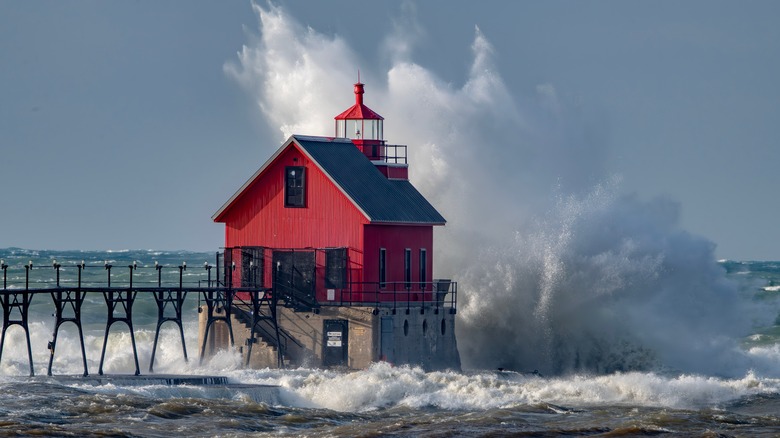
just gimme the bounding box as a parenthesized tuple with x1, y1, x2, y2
(216, 140, 438, 305)
(363, 224, 434, 302)
(219, 144, 369, 292)
(375, 164, 408, 180)
(221, 144, 368, 249)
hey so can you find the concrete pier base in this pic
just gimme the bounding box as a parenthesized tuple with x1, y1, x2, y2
(199, 303, 461, 371)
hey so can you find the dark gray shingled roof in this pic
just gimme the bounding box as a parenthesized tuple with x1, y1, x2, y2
(294, 135, 446, 225)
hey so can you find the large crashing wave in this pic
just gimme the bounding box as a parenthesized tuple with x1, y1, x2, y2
(226, 4, 770, 376)
(457, 183, 758, 375)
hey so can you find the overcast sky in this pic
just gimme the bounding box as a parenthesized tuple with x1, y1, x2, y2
(1, 1, 778, 260)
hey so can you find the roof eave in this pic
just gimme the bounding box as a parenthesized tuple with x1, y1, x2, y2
(291, 136, 374, 223)
(334, 104, 385, 120)
(212, 135, 298, 222)
(369, 220, 447, 226)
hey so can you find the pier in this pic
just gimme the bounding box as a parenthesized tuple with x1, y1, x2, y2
(0, 254, 279, 377)
(0, 248, 458, 376)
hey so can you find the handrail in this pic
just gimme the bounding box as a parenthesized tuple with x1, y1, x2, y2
(330, 280, 457, 311)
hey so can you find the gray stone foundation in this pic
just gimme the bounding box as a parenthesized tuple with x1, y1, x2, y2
(198, 305, 460, 371)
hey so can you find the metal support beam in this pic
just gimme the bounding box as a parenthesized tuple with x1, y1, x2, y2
(199, 262, 235, 363)
(98, 263, 140, 376)
(48, 261, 88, 377)
(149, 263, 188, 373)
(0, 261, 34, 376)
(243, 288, 283, 368)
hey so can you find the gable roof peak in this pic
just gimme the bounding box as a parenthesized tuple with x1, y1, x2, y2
(213, 135, 445, 226)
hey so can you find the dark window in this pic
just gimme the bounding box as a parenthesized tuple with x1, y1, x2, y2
(325, 248, 347, 289)
(404, 248, 411, 289)
(241, 247, 264, 288)
(285, 166, 306, 207)
(379, 248, 386, 288)
(419, 248, 427, 290)
(273, 250, 316, 307)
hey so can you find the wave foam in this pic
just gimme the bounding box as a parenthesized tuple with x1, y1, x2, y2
(217, 363, 780, 412)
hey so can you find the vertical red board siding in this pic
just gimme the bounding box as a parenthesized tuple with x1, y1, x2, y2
(218, 143, 368, 297)
(375, 164, 408, 180)
(221, 144, 367, 248)
(363, 224, 433, 302)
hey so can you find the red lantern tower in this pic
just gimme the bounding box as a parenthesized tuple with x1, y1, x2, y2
(334, 82, 385, 160)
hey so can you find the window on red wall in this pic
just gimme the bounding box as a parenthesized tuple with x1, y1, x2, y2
(404, 248, 412, 289)
(379, 248, 386, 288)
(285, 166, 306, 207)
(419, 248, 427, 290)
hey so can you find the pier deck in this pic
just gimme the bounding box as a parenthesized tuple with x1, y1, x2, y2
(0, 258, 279, 377)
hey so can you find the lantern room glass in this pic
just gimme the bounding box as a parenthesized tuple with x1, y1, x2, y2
(336, 119, 383, 141)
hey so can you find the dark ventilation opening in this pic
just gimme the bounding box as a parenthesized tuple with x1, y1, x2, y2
(403, 320, 409, 336)
(440, 319, 446, 336)
(422, 319, 428, 336)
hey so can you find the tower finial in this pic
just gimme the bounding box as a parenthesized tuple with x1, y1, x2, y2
(357, 69, 361, 84)
(354, 80, 364, 105)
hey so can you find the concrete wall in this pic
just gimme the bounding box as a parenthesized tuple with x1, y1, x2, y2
(374, 308, 460, 371)
(276, 306, 376, 369)
(198, 304, 461, 371)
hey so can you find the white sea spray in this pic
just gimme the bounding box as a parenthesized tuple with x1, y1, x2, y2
(225, 4, 778, 377)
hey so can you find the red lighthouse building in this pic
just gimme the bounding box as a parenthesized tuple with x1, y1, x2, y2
(204, 83, 460, 370)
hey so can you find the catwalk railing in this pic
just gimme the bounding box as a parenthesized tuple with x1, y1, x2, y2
(0, 258, 279, 377)
(220, 246, 458, 314)
(274, 279, 458, 315)
(353, 141, 407, 164)
(0, 254, 458, 377)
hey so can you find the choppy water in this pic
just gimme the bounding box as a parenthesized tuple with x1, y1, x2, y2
(1, 248, 780, 436)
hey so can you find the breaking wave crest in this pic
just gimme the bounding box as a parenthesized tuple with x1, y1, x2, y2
(213, 362, 780, 412)
(225, 4, 778, 377)
(456, 182, 767, 376)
